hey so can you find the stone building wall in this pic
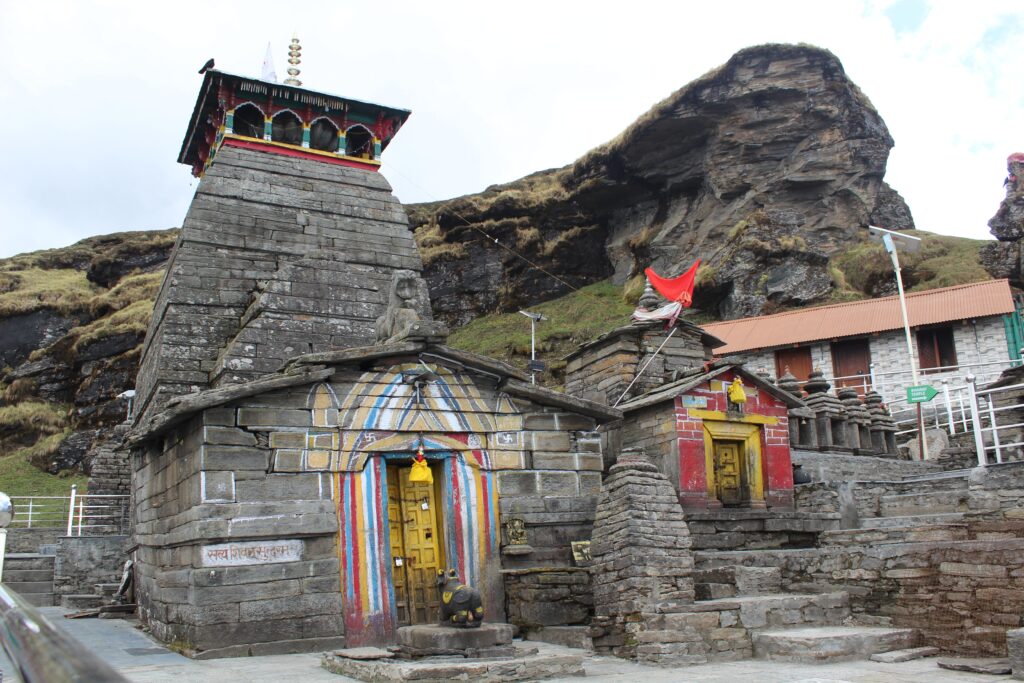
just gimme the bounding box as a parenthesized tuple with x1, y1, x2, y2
(737, 315, 1011, 406)
(132, 410, 341, 657)
(132, 354, 614, 654)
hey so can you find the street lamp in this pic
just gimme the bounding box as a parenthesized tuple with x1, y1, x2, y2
(868, 225, 927, 459)
(519, 310, 547, 385)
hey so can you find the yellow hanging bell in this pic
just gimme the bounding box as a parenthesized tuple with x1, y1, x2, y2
(409, 447, 433, 484)
(727, 377, 747, 404)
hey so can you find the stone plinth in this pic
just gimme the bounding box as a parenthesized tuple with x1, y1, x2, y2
(321, 649, 584, 682)
(396, 623, 514, 650)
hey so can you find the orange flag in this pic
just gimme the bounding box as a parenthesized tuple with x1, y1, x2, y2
(645, 260, 701, 307)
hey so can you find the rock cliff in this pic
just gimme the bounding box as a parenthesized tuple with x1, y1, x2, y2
(981, 154, 1024, 286)
(409, 43, 914, 323)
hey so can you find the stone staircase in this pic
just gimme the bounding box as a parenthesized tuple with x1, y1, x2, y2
(62, 581, 122, 611)
(3, 553, 55, 607)
(637, 564, 919, 664)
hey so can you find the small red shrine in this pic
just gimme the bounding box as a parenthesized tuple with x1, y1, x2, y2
(617, 361, 801, 510)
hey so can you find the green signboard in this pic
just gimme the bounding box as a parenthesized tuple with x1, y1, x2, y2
(906, 385, 938, 403)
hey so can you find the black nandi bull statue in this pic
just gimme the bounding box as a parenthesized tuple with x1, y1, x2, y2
(436, 568, 484, 628)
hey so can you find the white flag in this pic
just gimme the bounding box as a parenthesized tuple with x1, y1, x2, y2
(261, 43, 277, 82)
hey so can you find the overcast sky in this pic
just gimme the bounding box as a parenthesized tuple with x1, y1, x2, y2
(0, 1, 1020, 259)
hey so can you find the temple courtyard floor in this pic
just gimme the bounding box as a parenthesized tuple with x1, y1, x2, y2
(0, 607, 1011, 683)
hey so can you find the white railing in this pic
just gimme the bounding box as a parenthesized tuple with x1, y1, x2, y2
(9, 495, 72, 528)
(968, 375, 1024, 466)
(66, 485, 130, 536)
(8, 486, 129, 536)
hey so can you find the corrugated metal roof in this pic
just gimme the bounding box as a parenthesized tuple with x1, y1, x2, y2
(704, 279, 1015, 354)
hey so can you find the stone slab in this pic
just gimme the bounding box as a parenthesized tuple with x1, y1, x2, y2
(321, 650, 584, 682)
(870, 646, 941, 663)
(523, 626, 594, 651)
(752, 626, 919, 663)
(396, 623, 514, 650)
(937, 657, 1012, 675)
(333, 647, 394, 660)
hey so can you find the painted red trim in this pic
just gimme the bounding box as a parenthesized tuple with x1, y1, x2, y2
(221, 137, 381, 172)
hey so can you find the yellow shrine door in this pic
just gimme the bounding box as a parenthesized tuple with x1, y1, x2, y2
(386, 465, 443, 626)
(713, 440, 746, 507)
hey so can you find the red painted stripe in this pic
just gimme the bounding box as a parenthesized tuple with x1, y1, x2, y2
(222, 137, 381, 171)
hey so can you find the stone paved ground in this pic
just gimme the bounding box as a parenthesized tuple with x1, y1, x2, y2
(0, 608, 1011, 683)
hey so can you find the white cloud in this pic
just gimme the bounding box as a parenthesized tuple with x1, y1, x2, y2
(0, 0, 1020, 258)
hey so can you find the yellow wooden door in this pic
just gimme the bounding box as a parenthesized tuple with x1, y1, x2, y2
(386, 464, 443, 625)
(386, 468, 411, 625)
(713, 441, 744, 506)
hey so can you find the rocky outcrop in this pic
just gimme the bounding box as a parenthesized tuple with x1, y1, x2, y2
(0, 230, 176, 477)
(981, 155, 1024, 286)
(409, 43, 913, 324)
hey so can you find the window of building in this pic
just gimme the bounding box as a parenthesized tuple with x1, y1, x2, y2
(309, 118, 339, 152)
(271, 110, 303, 146)
(233, 103, 264, 138)
(345, 125, 373, 158)
(917, 326, 958, 372)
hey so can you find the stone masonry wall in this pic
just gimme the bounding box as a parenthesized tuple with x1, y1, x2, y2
(132, 409, 341, 657)
(697, 532, 1024, 657)
(497, 406, 604, 629)
(53, 535, 130, 601)
(134, 146, 423, 426)
(791, 449, 942, 482)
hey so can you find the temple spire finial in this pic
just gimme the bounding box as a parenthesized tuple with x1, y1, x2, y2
(284, 33, 302, 86)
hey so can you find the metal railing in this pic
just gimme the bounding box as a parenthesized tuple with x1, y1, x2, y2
(8, 486, 129, 536)
(968, 376, 1024, 466)
(66, 486, 130, 536)
(0, 582, 129, 682)
(8, 496, 71, 529)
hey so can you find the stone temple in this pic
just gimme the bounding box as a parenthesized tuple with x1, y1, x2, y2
(108, 59, 1024, 672)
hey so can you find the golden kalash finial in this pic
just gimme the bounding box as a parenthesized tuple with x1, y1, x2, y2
(284, 33, 302, 86)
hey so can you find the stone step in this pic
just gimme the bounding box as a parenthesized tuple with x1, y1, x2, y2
(95, 582, 121, 597)
(695, 592, 850, 630)
(4, 553, 55, 570)
(61, 594, 105, 610)
(693, 565, 782, 597)
(3, 580, 55, 595)
(820, 523, 969, 546)
(753, 626, 920, 663)
(859, 512, 965, 528)
(523, 625, 593, 650)
(898, 469, 972, 483)
(16, 592, 55, 607)
(880, 490, 968, 516)
(1, 568, 55, 583)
